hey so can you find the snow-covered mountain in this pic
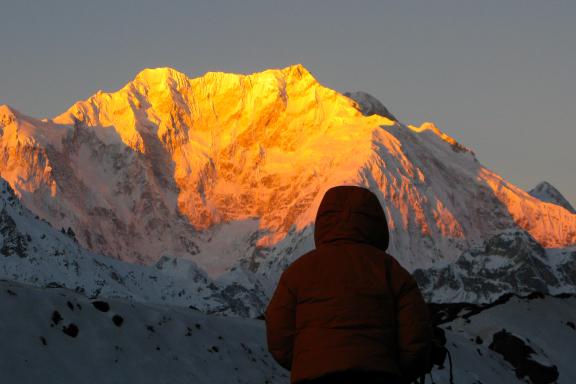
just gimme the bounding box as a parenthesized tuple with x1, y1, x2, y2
(0, 178, 264, 316)
(529, 181, 575, 214)
(2, 279, 575, 383)
(0, 64, 575, 305)
(414, 230, 576, 303)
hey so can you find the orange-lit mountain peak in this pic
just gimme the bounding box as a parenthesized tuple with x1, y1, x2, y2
(133, 66, 188, 80)
(0, 104, 67, 145)
(0, 104, 23, 126)
(126, 64, 316, 96)
(36, 65, 400, 256)
(0, 103, 16, 116)
(51, 64, 390, 157)
(3, 65, 575, 270)
(131, 67, 192, 92)
(279, 63, 316, 81)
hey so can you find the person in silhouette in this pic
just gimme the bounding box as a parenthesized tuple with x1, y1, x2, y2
(265, 186, 432, 384)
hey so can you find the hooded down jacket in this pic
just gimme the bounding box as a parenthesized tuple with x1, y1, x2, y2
(265, 186, 431, 383)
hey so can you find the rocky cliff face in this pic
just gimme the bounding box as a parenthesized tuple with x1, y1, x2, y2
(1, 64, 575, 303)
(414, 230, 576, 303)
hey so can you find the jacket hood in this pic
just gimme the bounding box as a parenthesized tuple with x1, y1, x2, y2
(314, 186, 389, 251)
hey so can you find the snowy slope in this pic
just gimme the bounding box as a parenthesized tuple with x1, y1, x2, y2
(0, 178, 265, 317)
(0, 280, 286, 384)
(3, 279, 575, 384)
(0, 65, 575, 306)
(529, 181, 575, 214)
(433, 293, 576, 384)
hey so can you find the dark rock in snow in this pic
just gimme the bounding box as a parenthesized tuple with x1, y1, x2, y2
(489, 329, 558, 384)
(0, 208, 28, 258)
(46, 282, 64, 288)
(51, 310, 63, 326)
(92, 300, 110, 312)
(112, 314, 124, 327)
(62, 323, 79, 338)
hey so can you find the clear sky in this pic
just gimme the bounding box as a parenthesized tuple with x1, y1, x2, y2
(1, 0, 574, 204)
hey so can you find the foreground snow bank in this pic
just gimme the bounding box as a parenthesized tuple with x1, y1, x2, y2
(0, 280, 286, 384)
(3, 278, 576, 384)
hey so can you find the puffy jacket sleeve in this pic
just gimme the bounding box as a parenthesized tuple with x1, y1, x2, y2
(390, 257, 432, 382)
(265, 272, 297, 370)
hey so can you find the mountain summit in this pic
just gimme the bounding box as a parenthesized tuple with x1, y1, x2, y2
(0, 64, 575, 302)
(529, 181, 575, 214)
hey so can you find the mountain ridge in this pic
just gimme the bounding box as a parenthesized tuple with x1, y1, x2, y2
(1, 64, 575, 305)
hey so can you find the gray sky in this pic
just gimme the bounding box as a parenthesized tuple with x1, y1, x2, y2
(1, 0, 574, 204)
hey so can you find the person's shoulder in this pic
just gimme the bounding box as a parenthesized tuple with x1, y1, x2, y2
(383, 251, 406, 269)
(280, 249, 321, 286)
(284, 249, 317, 275)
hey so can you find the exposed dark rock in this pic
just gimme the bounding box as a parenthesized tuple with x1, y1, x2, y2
(526, 292, 546, 300)
(46, 282, 64, 288)
(51, 310, 63, 326)
(91, 300, 110, 312)
(0, 208, 28, 258)
(416, 231, 564, 303)
(62, 323, 79, 338)
(66, 227, 77, 241)
(489, 329, 558, 384)
(112, 314, 124, 327)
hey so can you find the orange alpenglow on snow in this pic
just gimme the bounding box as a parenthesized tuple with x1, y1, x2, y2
(0, 64, 574, 274)
(52, 64, 396, 242)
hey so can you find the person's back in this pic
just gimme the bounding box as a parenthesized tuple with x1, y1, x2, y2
(265, 186, 432, 384)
